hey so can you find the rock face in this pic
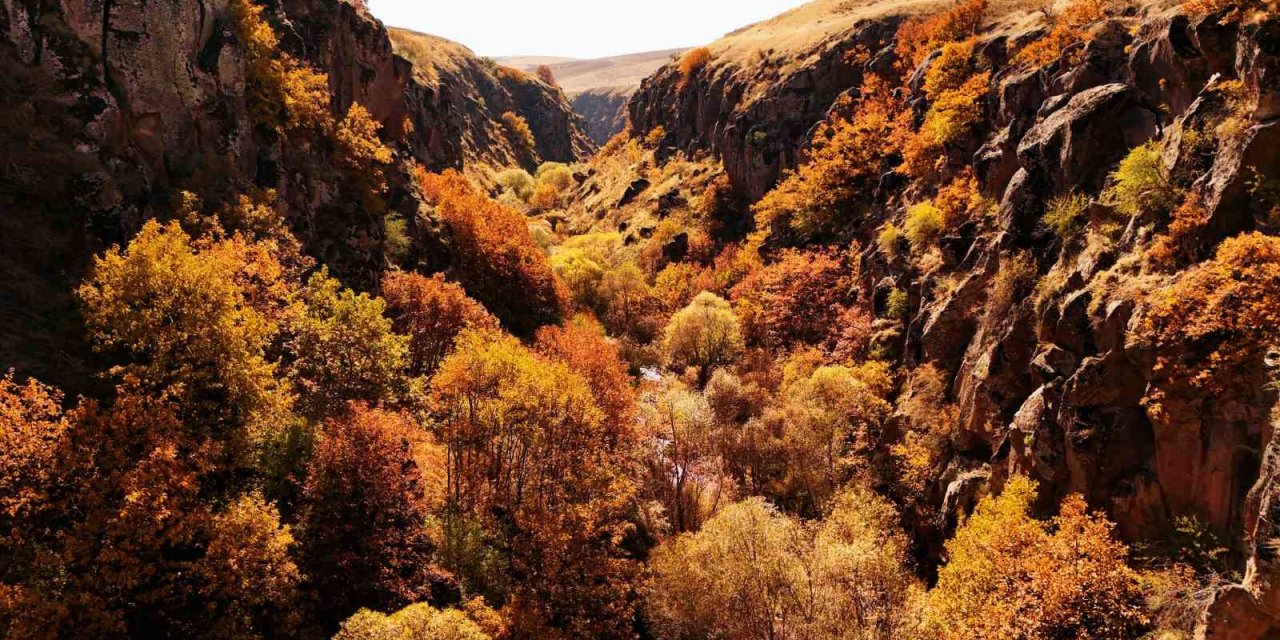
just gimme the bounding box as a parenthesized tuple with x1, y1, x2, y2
(0, 0, 592, 392)
(387, 28, 594, 171)
(624, 0, 975, 201)
(571, 86, 632, 146)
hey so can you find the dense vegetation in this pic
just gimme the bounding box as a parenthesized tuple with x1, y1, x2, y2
(2, 0, 1277, 637)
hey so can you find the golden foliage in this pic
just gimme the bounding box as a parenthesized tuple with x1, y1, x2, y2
(501, 111, 537, 155)
(1137, 232, 1280, 416)
(646, 488, 920, 640)
(229, 0, 331, 135)
(663, 292, 746, 383)
(77, 220, 292, 439)
(926, 477, 1149, 639)
(1014, 0, 1106, 68)
(417, 169, 568, 335)
(677, 47, 713, 91)
(753, 76, 911, 237)
(895, 0, 988, 72)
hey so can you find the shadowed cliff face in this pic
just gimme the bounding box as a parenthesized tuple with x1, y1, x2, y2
(571, 86, 632, 146)
(0, 0, 591, 393)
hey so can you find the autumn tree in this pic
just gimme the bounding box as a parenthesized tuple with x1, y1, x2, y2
(535, 319, 638, 441)
(1136, 232, 1280, 419)
(663, 292, 745, 384)
(729, 360, 894, 515)
(0, 373, 67, 553)
(501, 111, 537, 156)
(334, 600, 500, 640)
(297, 405, 448, 629)
(729, 246, 865, 351)
(417, 169, 568, 336)
(3, 387, 301, 639)
(381, 270, 499, 377)
(281, 269, 411, 420)
(645, 488, 920, 640)
(925, 476, 1149, 638)
(229, 0, 331, 135)
(752, 76, 911, 237)
(430, 329, 638, 638)
(638, 386, 734, 535)
(77, 220, 293, 452)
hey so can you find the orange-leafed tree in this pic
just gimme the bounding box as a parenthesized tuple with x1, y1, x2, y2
(297, 405, 449, 629)
(894, 0, 987, 73)
(535, 319, 638, 445)
(430, 329, 639, 638)
(417, 169, 568, 336)
(729, 245, 865, 352)
(752, 76, 911, 238)
(381, 271, 499, 378)
(1136, 232, 1280, 419)
(4, 386, 302, 639)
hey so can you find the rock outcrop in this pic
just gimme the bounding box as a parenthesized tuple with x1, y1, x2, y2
(0, 0, 592, 393)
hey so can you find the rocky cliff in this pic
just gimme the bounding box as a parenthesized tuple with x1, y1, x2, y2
(582, 0, 1280, 635)
(571, 86, 632, 145)
(0, 0, 591, 393)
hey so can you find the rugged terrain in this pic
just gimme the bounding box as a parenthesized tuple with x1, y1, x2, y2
(2, 0, 1280, 637)
(0, 0, 590, 391)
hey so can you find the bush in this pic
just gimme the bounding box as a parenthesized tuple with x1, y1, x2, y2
(1014, 0, 1106, 69)
(1043, 192, 1091, 240)
(925, 477, 1149, 638)
(895, 0, 988, 72)
(878, 223, 905, 258)
(663, 292, 745, 384)
(1137, 232, 1280, 417)
(1108, 141, 1173, 217)
(494, 168, 535, 201)
(753, 76, 911, 237)
(500, 111, 537, 155)
(677, 47, 712, 91)
(905, 202, 945, 247)
(887, 287, 910, 320)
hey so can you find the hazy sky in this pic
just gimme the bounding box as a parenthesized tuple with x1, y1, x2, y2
(364, 0, 812, 59)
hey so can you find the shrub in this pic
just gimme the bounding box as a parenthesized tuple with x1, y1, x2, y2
(753, 76, 911, 237)
(646, 126, 668, 147)
(535, 64, 556, 86)
(887, 287, 910, 320)
(229, 0, 331, 135)
(677, 47, 712, 91)
(494, 167, 535, 201)
(895, 0, 988, 72)
(335, 602, 495, 640)
(1137, 232, 1280, 417)
(500, 111, 537, 155)
(536, 161, 575, 191)
(902, 69, 991, 179)
(1014, 0, 1106, 68)
(878, 223, 905, 258)
(905, 202, 945, 247)
(1108, 141, 1174, 217)
(663, 292, 745, 384)
(1043, 192, 1091, 240)
(925, 477, 1149, 638)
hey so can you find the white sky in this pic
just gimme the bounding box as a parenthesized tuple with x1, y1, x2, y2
(365, 0, 812, 59)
